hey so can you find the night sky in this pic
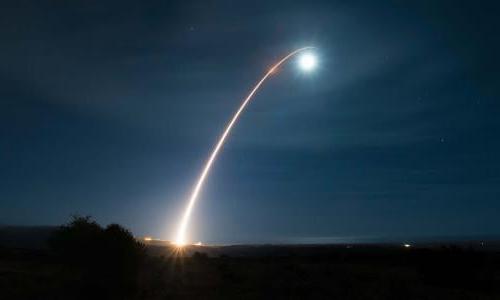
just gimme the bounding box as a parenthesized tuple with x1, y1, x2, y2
(1, 1, 499, 243)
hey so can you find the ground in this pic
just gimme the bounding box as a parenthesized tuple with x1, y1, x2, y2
(1, 244, 500, 299)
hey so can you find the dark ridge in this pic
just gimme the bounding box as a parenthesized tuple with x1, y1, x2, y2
(0, 226, 57, 249)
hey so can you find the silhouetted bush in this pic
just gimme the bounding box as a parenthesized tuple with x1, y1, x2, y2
(192, 251, 208, 261)
(49, 216, 145, 299)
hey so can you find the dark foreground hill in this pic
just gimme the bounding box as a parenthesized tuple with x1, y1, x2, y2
(0, 225, 56, 249)
(1, 221, 500, 299)
(2, 243, 500, 299)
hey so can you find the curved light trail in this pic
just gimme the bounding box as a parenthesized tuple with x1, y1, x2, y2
(174, 47, 315, 245)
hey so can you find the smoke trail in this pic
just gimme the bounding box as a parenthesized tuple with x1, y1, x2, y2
(174, 47, 315, 245)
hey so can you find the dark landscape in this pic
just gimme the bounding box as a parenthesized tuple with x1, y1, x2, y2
(2, 1, 499, 299)
(1, 218, 500, 299)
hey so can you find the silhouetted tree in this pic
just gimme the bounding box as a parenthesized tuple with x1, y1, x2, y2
(49, 216, 145, 299)
(49, 216, 103, 267)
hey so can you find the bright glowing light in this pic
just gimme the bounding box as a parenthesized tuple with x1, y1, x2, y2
(144, 236, 152, 241)
(173, 240, 186, 247)
(174, 47, 316, 245)
(404, 244, 411, 248)
(195, 241, 203, 246)
(298, 53, 317, 71)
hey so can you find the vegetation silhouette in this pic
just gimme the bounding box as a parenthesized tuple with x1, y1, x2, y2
(49, 216, 145, 299)
(2, 218, 499, 299)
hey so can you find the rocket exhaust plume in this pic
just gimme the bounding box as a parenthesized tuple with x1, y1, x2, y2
(174, 47, 315, 245)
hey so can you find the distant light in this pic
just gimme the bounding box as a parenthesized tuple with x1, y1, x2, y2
(195, 241, 203, 246)
(144, 237, 152, 241)
(298, 53, 317, 72)
(404, 244, 411, 248)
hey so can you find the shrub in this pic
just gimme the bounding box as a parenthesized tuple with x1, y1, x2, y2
(49, 216, 145, 298)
